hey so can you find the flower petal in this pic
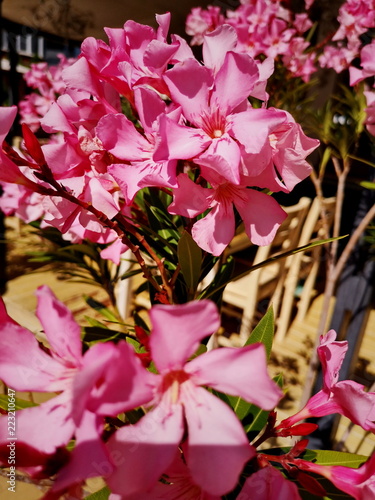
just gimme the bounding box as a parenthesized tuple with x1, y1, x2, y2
(186, 344, 282, 410)
(0, 392, 74, 455)
(192, 203, 235, 256)
(149, 301, 220, 371)
(106, 403, 184, 496)
(0, 321, 67, 392)
(36, 286, 82, 366)
(183, 387, 254, 495)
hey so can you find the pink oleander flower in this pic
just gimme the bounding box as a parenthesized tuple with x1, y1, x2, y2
(277, 330, 375, 432)
(186, 6, 225, 46)
(296, 452, 375, 500)
(106, 300, 283, 498)
(349, 41, 375, 86)
(239, 465, 302, 500)
(319, 44, 358, 73)
(0, 286, 153, 481)
(19, 54, 77, 131)
(364, 91, 375, 136)
(97, 86, 179, 203)
(168, 172, 287, 255)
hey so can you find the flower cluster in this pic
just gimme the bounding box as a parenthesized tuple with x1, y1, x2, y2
(0, 13, 317, 260)
(19, 54, 77, 132)
(186, 0, 375, 80)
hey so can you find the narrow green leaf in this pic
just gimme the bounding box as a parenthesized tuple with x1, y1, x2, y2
(243, 306, 274, 358)
(84, 296, 119, 322)
(120, 268, 143, 281)
(177, 231, 202, 295)
(83, 326, 123, 344)
(200, 236, 347, 300)
(246, 374, 283, 438)
(359, 181, 375, 190)
(0, 395, 38, 410)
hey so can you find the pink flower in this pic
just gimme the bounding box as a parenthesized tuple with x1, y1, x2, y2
(107, 300, 282, 497)
(185, 6, 225, 46)
(168, 173, 287, 255)
(239, 466, 301, 500)
(349, 41, 375, 86)
(364, 91, 375, 136)
(97, 86, 179, 203)
(0, 286, 152, 474)
(278, 330, 375, 432)
(297, 453, 375, 500)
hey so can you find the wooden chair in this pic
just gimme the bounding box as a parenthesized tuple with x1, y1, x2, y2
(221, 197, 312, 342)
(275, 196, 336, 342)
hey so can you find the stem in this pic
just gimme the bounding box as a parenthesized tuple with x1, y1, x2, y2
(36, 181, 163, 295)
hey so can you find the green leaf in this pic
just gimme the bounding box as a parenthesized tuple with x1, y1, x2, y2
(120, 268, 143, 281)
(200, 236, 347, 300)
(198, 256, 235, 306)
(84, 486, 110, 500)
(0, 395, 38, 410)
(245, 374, 283, 438)
(177, 231, 202, 296)
(243, 306, 274, 357)
(84, 296, 119, 322)
(83, 326, 123, 344)
(359, 181, 375, 190)
(311, 449, 367, 468)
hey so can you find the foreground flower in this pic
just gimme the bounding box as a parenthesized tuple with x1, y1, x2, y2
(0, 286, 153, 477)
(107, 300, 283, 497)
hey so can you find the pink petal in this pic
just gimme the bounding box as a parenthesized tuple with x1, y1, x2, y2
(85, 177, 120, 219)
(134, 86, 166, 135)
(318, 330, 348, 390)
(168, 173, 211, 218)
(230, 108, 286, 155)
(202, 25, 238, 72)
(0, 321, 67, 392)
(197, 135, 241, 185)
(154, 114, 210, 161)
(36, 286, 82, 366)
(186, 344, 282, 410)
(192, 203, 235, 256)
(73, 341, 155, 421)
(149, 301, 220, 371)
(0, 106, 17, 141)
(48, 411, 110, 494)
(100, 239, 128, 265)
(235, 189, 287, 246)
(183, 387, 254, 495)
(332, 381, 375, 431)
(143, 40, 178, 72)
(106, 403, 184, 496)
(163, 59, 213, 124)
(97, 113, 150, 161)
(241, 466, 301, 499)
(211, 52, 259, 112)
(0, 393, 74, 454)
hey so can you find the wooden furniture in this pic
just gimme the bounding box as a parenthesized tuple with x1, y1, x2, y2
(221, 197, 312, 342)
(275, 196, 336, 342)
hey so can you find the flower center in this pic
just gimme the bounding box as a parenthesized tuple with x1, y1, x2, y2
(161, 370, 190, 404)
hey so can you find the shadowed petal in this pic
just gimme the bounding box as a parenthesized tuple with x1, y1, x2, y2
(107, 404, 184, 497)
(183, 387, 254, 496)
